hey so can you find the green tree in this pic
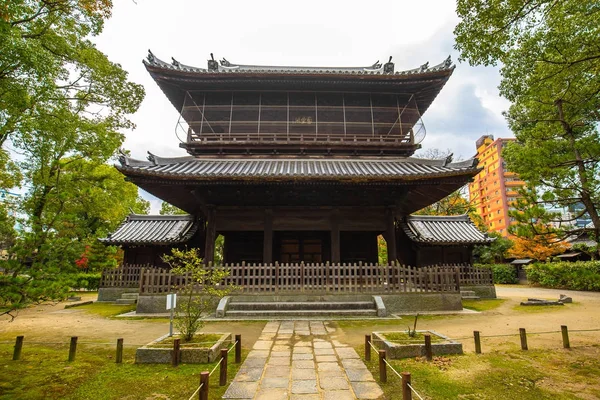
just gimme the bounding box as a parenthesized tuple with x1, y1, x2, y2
(455, 0, 600, 254)
(159, 202, 186, 215)
(473, 231, 513, 264)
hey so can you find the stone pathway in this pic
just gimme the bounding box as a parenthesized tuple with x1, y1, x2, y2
(223, 320, 384, 400)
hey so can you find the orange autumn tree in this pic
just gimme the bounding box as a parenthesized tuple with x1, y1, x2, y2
(508, 231, 567, 261)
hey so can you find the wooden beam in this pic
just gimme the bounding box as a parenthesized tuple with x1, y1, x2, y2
(331, 210, 340, 263)
(263, 209, 273, 264)
(386, 208, 398, 263)
(204, 207, 216, 264)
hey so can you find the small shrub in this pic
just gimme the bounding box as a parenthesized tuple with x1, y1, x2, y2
(476, 264, 518, 284)
(526, 261, 600, 291)
(71, 273, 102, 290)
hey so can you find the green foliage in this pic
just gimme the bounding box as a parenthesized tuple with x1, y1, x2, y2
(526, 261, 600, 291)
(377, 235, 388, 265)
(70, 272, 102, 291)
(455, 0, 600, 254)
(476, 263, 518, 284)
(162, 248, 235, 342)
(159, 202, 186, 215)
(473, 231, 513, 264)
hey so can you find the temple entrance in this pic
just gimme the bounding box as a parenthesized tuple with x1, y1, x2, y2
(274, 231, 330, 263)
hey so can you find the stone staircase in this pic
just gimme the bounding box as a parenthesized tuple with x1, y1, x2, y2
(115, 292, 139, 305)
(461, 290, 480, 300)
(224, 295, 379, 318)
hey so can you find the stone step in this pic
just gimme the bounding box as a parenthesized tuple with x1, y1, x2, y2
(121, 293, 139, 300)
(115, 298, 137, 305)
(462, 296, 481, 300)
(225, 309, 378, 317)
(460, 290, 476, 297)
(228, 301, 374, 311)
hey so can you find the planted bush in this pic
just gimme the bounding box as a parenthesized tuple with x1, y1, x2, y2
(526, 261, 600, 291)
(71, 273, 102, 290)
(476, 264, 518, 284)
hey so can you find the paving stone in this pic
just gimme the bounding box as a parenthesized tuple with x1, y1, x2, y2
(264, 366, 291, 378)
(271, 350, 291, 357)
(222, 381, 259, 399)
(318, 368, 346, 379)
(272, 345, 291, 351)
(345, 367, 375, 382)
(323, 390, 356, 400)
(261, 377, 289, 389)
(314, 348, 335, 355)
(351, 381, 384, 399)
(233, 367, 264, 382)
(320, 376, 351, 390)
(292, 360, 315, 369)
(294, 341, 312, 347)
(290, 395, 321, 400)
(341, 359, 366, 369)
(292, 368, 317, 380)
(268, 357, 290, 366)
(317, 362, 343, 372)
(292, 353, 314, 360)
(255, 388, 288, 400)
(293, 346, 313, 354)
(278, 334, 293, 339)
(291, 380, 318, 394)
(259, 334, 276, 340)
(243, 357, 267, 368)
(296, 331, 311, 336)
(275, 340, 290, 345)
(332, 340, 349, 347)
(316, 355, 338, 362)
(247, 350, 270, 358)
(336, 347, 360, 359)
(253, 341, 273, 350)
(313, 341, 333, 349)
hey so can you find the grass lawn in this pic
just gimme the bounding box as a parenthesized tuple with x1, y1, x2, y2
(462, 298, 506, 312)
(0, 342, 246, 400)
(76, 302, 136, 318)
(381, 331, 445, 343)
(359, 345, 600, 399)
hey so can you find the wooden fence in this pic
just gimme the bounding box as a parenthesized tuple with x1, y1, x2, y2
(99, 264, 147, 288)
(137, 262, 462, 295)
(458, 265, 494, 286)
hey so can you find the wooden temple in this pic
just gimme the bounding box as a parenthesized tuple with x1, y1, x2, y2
(110, 52, 492, 267)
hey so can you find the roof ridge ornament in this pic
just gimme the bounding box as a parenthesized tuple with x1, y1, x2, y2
(383, 56, 394, 73)
(208, 53, 218, 71)
(444, 153, 454, 166)
(147, 151, 157, 165)
(220, 57, 231, 67)
(171, 57, 180, 67)
(147, 49, 156, 63)
(444, 55, 452, 68)
(419, 62, 429, 72)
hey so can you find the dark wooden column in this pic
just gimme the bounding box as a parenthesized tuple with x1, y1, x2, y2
(331, 210, 340, 264)
(204, 207, 216, 264)
(263, 209, 273, 264)
(386, 208, 397, 263)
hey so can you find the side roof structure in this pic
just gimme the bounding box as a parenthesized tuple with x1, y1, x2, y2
(100, 214, 199, 246)
(401, 215, 493, 246)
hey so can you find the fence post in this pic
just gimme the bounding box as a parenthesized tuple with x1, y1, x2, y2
(561, 325, 570, 349)
(199, 371, 209, 400)
(402, 371, 412, 400)
(116, 338, 123, 364)
(365, 335, 371, 362)
(519, 328, 528, 350)
(172, 338, 180, 366)
(68, 336, 78, 362)
(378, 349, 387, 383)
(13, 336, 24, 361)
(424, 334, 433, 361)
(474, 331, 481, 354)
(235, 334, 242, 363)
(219, 348, 228, 386)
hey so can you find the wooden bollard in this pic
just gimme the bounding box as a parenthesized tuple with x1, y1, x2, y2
(116, 338, 123, 364)
(402, 371, 412, 400)
(365, 334, 371, 362)
(68, 337, 78, 362)
(199, 371, 209, 400)
(172, 338, 180, 366)
(13, 336, 24, 361)
(474, 331, 482, 354)
(424, 334, 433, 361)
(219, 349, 228, 386)
(561, 325, 570, 349)
(235, 334, 242, 364)
(519, 328, 528, 350)
(378, 349, 387, 383)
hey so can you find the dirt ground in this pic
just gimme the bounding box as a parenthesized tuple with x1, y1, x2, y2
(1, 286, 599, 351)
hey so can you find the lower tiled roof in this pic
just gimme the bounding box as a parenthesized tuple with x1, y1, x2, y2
(117, 154, 479, 181)
(100, 214, 198, 245)
(401, 215, 493, 245)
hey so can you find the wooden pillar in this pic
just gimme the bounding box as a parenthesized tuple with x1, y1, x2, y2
(331, 210, 340, 263)
(204, 207, 216, 264)
(386, 208, 397, 263)
(263, 209, 273, 264)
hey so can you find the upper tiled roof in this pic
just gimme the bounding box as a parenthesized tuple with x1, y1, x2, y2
(144, 51, 454, 76)
(100, 214, 198, 245)
(117, 153, 480, 182)
(401, 215, 493, 245)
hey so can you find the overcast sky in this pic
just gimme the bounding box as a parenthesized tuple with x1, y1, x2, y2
(94, 0, 512, 212)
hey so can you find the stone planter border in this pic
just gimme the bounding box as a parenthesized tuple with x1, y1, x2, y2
(135, 332, 232, 364)
(372, 330, 463, 359)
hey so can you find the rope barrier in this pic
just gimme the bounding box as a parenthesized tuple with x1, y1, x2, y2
(227, 340, 239, 354)
(407, 382, 425, 400)
(382, 358, 403, 379)
(368, 340, 379, 354)
(209, 357, 222, 376)
(187, 383, 203, 400)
